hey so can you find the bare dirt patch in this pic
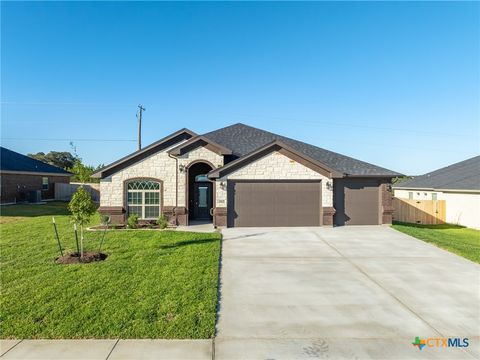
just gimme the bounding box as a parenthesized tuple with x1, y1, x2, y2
(56, 252, 107, 264)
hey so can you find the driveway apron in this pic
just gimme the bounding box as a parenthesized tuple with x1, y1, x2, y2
(215, 226, 479, 359)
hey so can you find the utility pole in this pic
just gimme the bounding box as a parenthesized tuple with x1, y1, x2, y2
(137, 104, 145, 150)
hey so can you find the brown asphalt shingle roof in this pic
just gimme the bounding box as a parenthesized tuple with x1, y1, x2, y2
(0, 147, 72, 175)
(393, 156, 480, 191)
(202, 123, 401, 177)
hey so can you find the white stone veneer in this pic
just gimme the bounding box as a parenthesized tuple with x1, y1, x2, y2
(216, 151, 333, 207)
(177, 147, 223, 207)
(100, 145, 223, 208)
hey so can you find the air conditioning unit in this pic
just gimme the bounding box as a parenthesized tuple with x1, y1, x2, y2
(28, 190, 42, 203)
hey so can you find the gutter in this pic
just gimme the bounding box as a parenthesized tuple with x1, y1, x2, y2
(0, 170, 73, 176)
(392, 186, 480, 194)
(343, 173, 404, 178)
(168, 152, 179, 224)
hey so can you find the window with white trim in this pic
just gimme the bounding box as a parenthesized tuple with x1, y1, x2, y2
(126, 180, 161, 219)
(42, 177, 49, 190)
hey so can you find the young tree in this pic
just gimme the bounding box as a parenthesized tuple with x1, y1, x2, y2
(68, 187, 96, 258)
(70, 159, 96, 183)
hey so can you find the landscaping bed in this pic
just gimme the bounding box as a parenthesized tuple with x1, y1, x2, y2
(392, 221, 480, 264)
(88, 223, 176, 231)
(0, 202, 221, 339)
(56, 251, 108, 264)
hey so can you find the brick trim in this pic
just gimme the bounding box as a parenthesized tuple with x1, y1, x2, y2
(322, 206, 336, 226)
(98, 206, 125, 224)
(213, 207, 227, 227)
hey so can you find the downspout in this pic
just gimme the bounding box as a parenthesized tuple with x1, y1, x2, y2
(168, 153, 179, 225)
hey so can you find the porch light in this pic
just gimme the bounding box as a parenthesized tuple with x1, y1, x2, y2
(179, 164, 186, 173)
(220, 181, 227, 190)
(326, 181, 333, 190)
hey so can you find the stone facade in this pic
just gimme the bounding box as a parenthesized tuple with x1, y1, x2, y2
(216, 151, 333, 207)
(99, 144, 223, 224)
(97, 131, 393, 228)
(177, 147, 223, 208)
(99, 150, 177, 208)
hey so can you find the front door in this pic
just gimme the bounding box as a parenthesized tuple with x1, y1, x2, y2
(193, 182, 213, 219)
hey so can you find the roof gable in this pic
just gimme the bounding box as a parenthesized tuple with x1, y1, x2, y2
(92, 128, 196, 178)
(208, 140, 343, 179)
(0, 147, 72, 175)
(168, 135, 232, 156)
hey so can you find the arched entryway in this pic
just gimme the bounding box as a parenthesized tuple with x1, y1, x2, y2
(187, 161, 214, 223)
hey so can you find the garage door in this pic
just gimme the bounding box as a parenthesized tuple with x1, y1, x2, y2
(227, 180, 321, 227)
(334, 179, 380, 226)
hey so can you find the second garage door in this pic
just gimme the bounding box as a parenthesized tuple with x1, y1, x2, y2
(227, 180, 322, 227)
(334, 179, 380, 226)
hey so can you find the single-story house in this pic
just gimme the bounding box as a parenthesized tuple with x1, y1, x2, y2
(393, 155, 480, 229)
(93, 123, 402, 227)
(0, 147, 72, 204)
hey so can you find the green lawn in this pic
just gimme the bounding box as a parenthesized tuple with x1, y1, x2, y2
(0, 202, 221, 339)
(392, 222, 480, 264)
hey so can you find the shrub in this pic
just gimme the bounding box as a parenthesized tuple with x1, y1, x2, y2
(127, 214, 139, 229)
(99, 214, 110, 226)
(157, 214, 169, 229)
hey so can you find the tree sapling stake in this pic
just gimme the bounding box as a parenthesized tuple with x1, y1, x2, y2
(74, 223, 80, 254)
(98, 216, 109, 252)
(52, 217, 64, 257)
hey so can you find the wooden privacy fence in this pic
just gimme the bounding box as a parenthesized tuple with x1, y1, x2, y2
(55, 182, 100, 202)
(393, 198, 446, 225)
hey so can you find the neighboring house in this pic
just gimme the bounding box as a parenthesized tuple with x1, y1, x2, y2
(0, 147, 72, 204)
(393, 156, 480, 229)
(93, 123, 401, 227)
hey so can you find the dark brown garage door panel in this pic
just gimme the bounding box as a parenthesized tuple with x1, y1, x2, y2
(334, 179, 380, 226)
(227, 181, 321, 227)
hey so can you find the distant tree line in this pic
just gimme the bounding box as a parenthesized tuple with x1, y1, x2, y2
(27, 151, 103, 183)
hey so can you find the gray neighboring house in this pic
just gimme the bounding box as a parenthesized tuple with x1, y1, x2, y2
(393, 156, 480, 229)
(93, 123, 402, 227)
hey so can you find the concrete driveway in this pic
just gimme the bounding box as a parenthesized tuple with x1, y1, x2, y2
(215, 226, 479, 359)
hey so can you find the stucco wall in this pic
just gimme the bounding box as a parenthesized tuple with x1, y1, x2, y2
(394, 189, 480, 229)
(99, 145, 223, 209)
(216, 151, 333, 207)
(394, 189, 438, 201)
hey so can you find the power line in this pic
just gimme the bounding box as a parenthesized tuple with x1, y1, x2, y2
(1, 101, 133, 107)
(217, 112, 478, 139)
(1, 138, 136, 142)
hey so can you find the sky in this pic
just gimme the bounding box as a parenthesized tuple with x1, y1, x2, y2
(1, 1, 479, 175)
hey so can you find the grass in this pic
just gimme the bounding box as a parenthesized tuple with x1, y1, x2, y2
(0, 201, 70, 224)
(392, 221, 480, 264)
(0, 202, 221, 339)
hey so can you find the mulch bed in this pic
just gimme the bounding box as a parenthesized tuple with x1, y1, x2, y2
(56, 252, 108, 264)
(89, 224, 125, 230)
(88, 224, 174, 231)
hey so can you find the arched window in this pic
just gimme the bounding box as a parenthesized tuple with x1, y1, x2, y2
(195, 174, 209, 182)
(126, 180, 161, 219)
